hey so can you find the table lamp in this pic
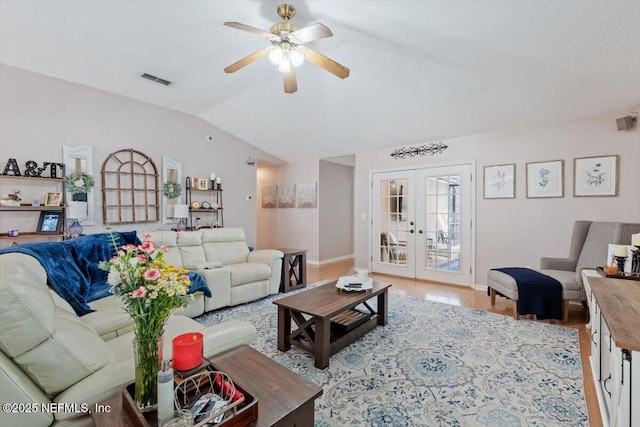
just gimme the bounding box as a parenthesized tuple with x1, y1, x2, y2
(174, 204, 189, 231)
(67, 201, 87, 238)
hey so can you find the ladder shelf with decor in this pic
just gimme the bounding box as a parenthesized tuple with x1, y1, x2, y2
(0, 175, 67, 247)
(185, 176, 223, 230)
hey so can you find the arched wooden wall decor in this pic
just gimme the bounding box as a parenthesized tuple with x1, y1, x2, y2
(101, 149, 159, 224)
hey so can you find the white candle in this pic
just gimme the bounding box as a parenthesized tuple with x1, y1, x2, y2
(216, 177, 221, 184)
(210, 172, 216, 180)
(614, 245, 628, 257)
(632, 233, 640, 247)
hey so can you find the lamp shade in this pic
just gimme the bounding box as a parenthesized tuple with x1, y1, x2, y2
(67, 201, 87, 220)
(174, 204, 189, 219)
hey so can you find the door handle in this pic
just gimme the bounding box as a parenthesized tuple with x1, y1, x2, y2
(603, 374, 612, 398)
(418, 229, 423, 234)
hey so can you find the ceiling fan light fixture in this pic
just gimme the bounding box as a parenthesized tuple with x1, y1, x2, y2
(224, 3, 349, 92)
(278, 54, 291, 73)
(289, 47, 304, 67)
(268, 46, 284, 64)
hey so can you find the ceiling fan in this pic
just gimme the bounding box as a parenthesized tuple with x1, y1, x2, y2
(223, 3, 350, 94)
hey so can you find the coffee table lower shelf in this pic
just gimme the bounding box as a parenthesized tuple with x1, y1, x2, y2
(291, 315, 379, 357)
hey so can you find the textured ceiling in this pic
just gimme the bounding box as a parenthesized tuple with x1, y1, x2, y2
(1, 0, 639, 163)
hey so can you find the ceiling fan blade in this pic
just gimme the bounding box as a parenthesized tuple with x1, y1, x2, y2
(224, 47, 270, 73)
(304, 48, 350, 79)
(289, 23, 333, 44)
(283, 67, 297, 94)
(224, 22, 280, 42)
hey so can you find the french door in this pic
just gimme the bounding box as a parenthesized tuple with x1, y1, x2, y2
(371, 164, 472, 286)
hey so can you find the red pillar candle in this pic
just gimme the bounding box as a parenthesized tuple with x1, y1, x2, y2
(172, 332, 203, 371)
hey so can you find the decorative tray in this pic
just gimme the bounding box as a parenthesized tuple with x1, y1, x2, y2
(336, 276, 373, 291)
(596, 267, 640, 281)
(122, 362, 258, 427)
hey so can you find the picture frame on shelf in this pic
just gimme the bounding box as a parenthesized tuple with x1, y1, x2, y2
(526, 160, 564, 198)
(574, 155, 619, 197)
(45, 192, 62, 206)
(197, 178, 209, 191)
(191, 177, 201, 189)
(483, 164, 515, 199)
(36, 211, 63, 234)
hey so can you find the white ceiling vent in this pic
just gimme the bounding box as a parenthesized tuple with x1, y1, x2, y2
(140, 73, 172, 86)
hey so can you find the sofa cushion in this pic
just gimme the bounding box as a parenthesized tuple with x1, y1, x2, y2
(202, 228, 250, 265)
(147, 230, 184, 267)
(0, 256, 57, 356)
(0, 255, 112, 394)
(228, 263, 271, 287)
(538, 269, 582, 291)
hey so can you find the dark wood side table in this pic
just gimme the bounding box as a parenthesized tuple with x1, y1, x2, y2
(212, 345, 322, 427)
(92, 346, 323, 427)
(278, 248, 307, 293)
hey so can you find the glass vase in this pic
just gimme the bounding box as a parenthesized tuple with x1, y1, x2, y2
(132, 336, 163, 412)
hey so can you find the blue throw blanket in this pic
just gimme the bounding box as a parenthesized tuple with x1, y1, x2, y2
(0, 232, 211, 316)
(492, 267, 563, 320)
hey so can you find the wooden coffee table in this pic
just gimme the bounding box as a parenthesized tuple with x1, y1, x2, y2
(92, 346, 322, 427)
(273, 280, 391, 369)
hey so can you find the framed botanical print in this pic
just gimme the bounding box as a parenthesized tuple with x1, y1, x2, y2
(483, 164, 515, 199)
(574, 155, 619, 197)
(526, 160, 564, 198)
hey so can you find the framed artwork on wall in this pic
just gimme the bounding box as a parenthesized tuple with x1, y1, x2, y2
(483, 164, 515, 199)
(574, 155, 619, 197)
(526, 160, 564, 198)
(277, 184, 295, 208)
(261, 185, 277, 208)
(296, 182, 318, 208)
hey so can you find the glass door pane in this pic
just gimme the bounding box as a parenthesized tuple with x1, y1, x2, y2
(372, 171, 415, 278)
(415, 164, 471, 286)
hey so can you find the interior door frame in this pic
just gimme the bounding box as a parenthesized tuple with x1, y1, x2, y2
(368, 159, 476, 287)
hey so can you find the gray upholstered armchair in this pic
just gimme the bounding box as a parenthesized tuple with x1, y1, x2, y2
(539, 221, 640, 302)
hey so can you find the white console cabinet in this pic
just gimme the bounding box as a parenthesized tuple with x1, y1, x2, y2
(585, 275, 639, 427)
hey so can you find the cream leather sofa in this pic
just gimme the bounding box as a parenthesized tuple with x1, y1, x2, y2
(148, 228, 284, 312)
(0, 252, 256, 427)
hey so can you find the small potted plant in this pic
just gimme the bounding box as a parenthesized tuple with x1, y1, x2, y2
(1, 189, 21, 207)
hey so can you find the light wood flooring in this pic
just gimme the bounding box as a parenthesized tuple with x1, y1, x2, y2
(307, 259, 601, 427)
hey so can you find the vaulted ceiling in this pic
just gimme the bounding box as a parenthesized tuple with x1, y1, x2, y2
(1, 1, 638, 163)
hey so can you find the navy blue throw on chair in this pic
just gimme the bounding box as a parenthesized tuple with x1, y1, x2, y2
(492, 267, 563, 320)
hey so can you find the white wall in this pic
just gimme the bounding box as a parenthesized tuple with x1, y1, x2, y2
(355, 112, 640, 286)
(0, 64, 282, 246)
(319, 160, 354, 262)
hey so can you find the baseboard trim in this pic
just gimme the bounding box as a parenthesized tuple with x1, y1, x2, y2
(307, 254, 355, 266)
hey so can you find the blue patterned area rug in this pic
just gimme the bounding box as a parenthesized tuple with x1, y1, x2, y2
(197, 282, 588, 426)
